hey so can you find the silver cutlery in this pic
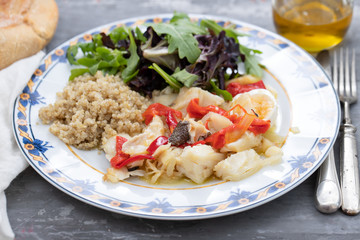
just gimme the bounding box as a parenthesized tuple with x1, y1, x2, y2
(334, 48, 359, 215)
(315, 50, 342, 213)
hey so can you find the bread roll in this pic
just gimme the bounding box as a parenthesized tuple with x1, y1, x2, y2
(0, 0, 59, 70)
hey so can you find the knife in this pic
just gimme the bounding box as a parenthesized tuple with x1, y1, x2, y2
(314, 50, 342, 213)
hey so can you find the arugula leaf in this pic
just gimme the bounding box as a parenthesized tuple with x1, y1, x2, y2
(210, 79, 233, 101)
(135, 27, 147, 43)
(69, 68, 90, 81)
(172, 68, 198, 87)
(170, 15, 207, 36)
(170, 12, 191, 22)
(239, 45, 263, 78)
(200, 19, 249, 39)
(150, 15, 206, 63)
(78, 42, 96, 54)
(200, 19, 223, 35)
(149, 63, 182, 91)
(96, 47, 114, 61)
(150, 24, 200, 63)
(122, 30, 140, 83)
(224, 28, 249, 40)
(114, 52, 127, 66)
(89, 60, 112, 75)
(109, 26, 129, 44)
(92, 34, 103, 47)
(77, 57, 98, 67)
(66, 45, 80, 65)
(108, 67, 118, 75)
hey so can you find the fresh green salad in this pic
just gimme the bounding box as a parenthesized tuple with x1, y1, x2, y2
(66, 12, 264, 100)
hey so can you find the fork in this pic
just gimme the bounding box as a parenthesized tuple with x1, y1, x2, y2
(334, 48, 360, 215)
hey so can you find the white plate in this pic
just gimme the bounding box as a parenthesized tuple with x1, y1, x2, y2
(13, 14, 340, 220)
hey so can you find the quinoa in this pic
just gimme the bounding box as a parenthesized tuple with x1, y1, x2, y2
(39, 72, 151, 150)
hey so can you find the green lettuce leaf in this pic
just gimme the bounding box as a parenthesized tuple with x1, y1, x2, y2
(172, 68, 198, 87)
(210, 79, 232, 101)
(135, 27, 147, 43)
(200, 19, 248, 38)
(109, 26, 129, 43)
(239, 45, 263, 78)
(148, 63, 182, 91)
(69, 68, 90, 81)
(122, 30, 140, 83)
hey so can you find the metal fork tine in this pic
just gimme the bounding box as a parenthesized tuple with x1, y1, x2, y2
(333, 50, 338, 92)
(339, 48, 344, 97)
(351, 49, 357, 99)
(345, 48, 351, 98)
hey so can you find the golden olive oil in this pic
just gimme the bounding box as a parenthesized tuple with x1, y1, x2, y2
(273, 0, 353, 52)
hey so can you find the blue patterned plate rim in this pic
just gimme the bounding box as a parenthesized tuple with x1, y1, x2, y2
(12, 13, 340, 220)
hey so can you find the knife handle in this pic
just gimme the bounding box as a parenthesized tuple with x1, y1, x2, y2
(315, 148, 342, 213)
(340, 122, 360, 215)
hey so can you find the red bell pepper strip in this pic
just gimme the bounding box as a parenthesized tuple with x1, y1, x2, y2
(110, 135, 158, 169)
(115, 136, 127, 151)
(112, 154, 155, 169)
(146, 136, 169, 155)
(142, 103, 182, 128)
(186, 98, 227, 119)
(204, 129, 226, 150)
(166, 111, 178, 133)
(248, 118, 271, 135)
(205, 113, 256, 149)
(110, 136, 130, 169)
(110, 152, 130, 168)
(226, 80, 266, 97)
(186, 98, 207, 118)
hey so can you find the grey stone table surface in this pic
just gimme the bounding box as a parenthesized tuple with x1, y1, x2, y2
(6, 0, 360, 239)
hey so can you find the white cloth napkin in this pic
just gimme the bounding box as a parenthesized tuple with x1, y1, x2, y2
(0, 51, 45, 240)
